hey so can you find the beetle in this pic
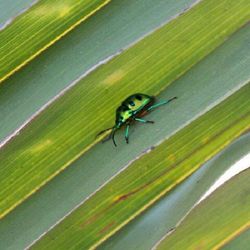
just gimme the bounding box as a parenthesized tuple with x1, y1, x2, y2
(96, 93, 177, 146)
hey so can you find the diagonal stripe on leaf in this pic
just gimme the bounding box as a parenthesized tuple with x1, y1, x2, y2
(156, 168, 250, 250)
(0, 0, 249, 219)
(221, 227, 250, 250)
(31, 83, 250, 249)
(0, 22, 249, 250)
(0, 0, 110, 83)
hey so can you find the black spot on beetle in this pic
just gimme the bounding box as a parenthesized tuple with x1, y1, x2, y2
(129, 101, 135, 106)
(135, 94, 142, 101)
(121, 105, 130, 111)
(117, 103, 130, 112)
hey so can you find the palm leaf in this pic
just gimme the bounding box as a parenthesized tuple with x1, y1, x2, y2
(0, 0, 110, 83)
(30, 83, 250, 249)
(156, 168, 250, 250)
(0, 0, 249, 249)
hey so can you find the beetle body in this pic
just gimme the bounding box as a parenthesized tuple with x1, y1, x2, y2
(97, 93, 177, 146)
(115, 93, 154, 128)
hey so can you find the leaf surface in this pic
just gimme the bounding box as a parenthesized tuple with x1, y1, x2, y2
(156, 168, 250, 250)
(0, 0, 110, 83)
(0, 0, 249, 219)
(31, 83, 250, 249)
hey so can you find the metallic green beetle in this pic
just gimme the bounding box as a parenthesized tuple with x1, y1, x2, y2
(97, 93, 177, 146)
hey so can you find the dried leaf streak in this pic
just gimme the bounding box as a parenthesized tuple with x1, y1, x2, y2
(79, 112, 249, 232)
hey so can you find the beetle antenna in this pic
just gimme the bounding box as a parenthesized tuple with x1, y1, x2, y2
(97, 127, 117, 147)
(96, 127, 113, 138)
(111, 128, 117, 147)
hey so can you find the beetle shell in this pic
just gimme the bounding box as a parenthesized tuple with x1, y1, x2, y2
(115, 93, 155, 127)
(96, 92, 177, 146)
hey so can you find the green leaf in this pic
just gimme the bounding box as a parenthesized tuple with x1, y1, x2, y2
(1, 22, 249, 250)
(0, 0, 34, 26)
(0, 0, 249, 220)
(156, 168, 250, 250)
(0, 0, 197, 142)
(0, 0, 110, 83)
(100, 133, 250, 250)
(221, 228, 250, 250)
(30, 83, 250, 249)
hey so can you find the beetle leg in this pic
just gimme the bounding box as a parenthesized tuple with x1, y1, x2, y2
(125, 124, 130, 144)
(111, 128, 117, 147)
(147, 96, 177, 111)
(134, 118, 154, 124)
